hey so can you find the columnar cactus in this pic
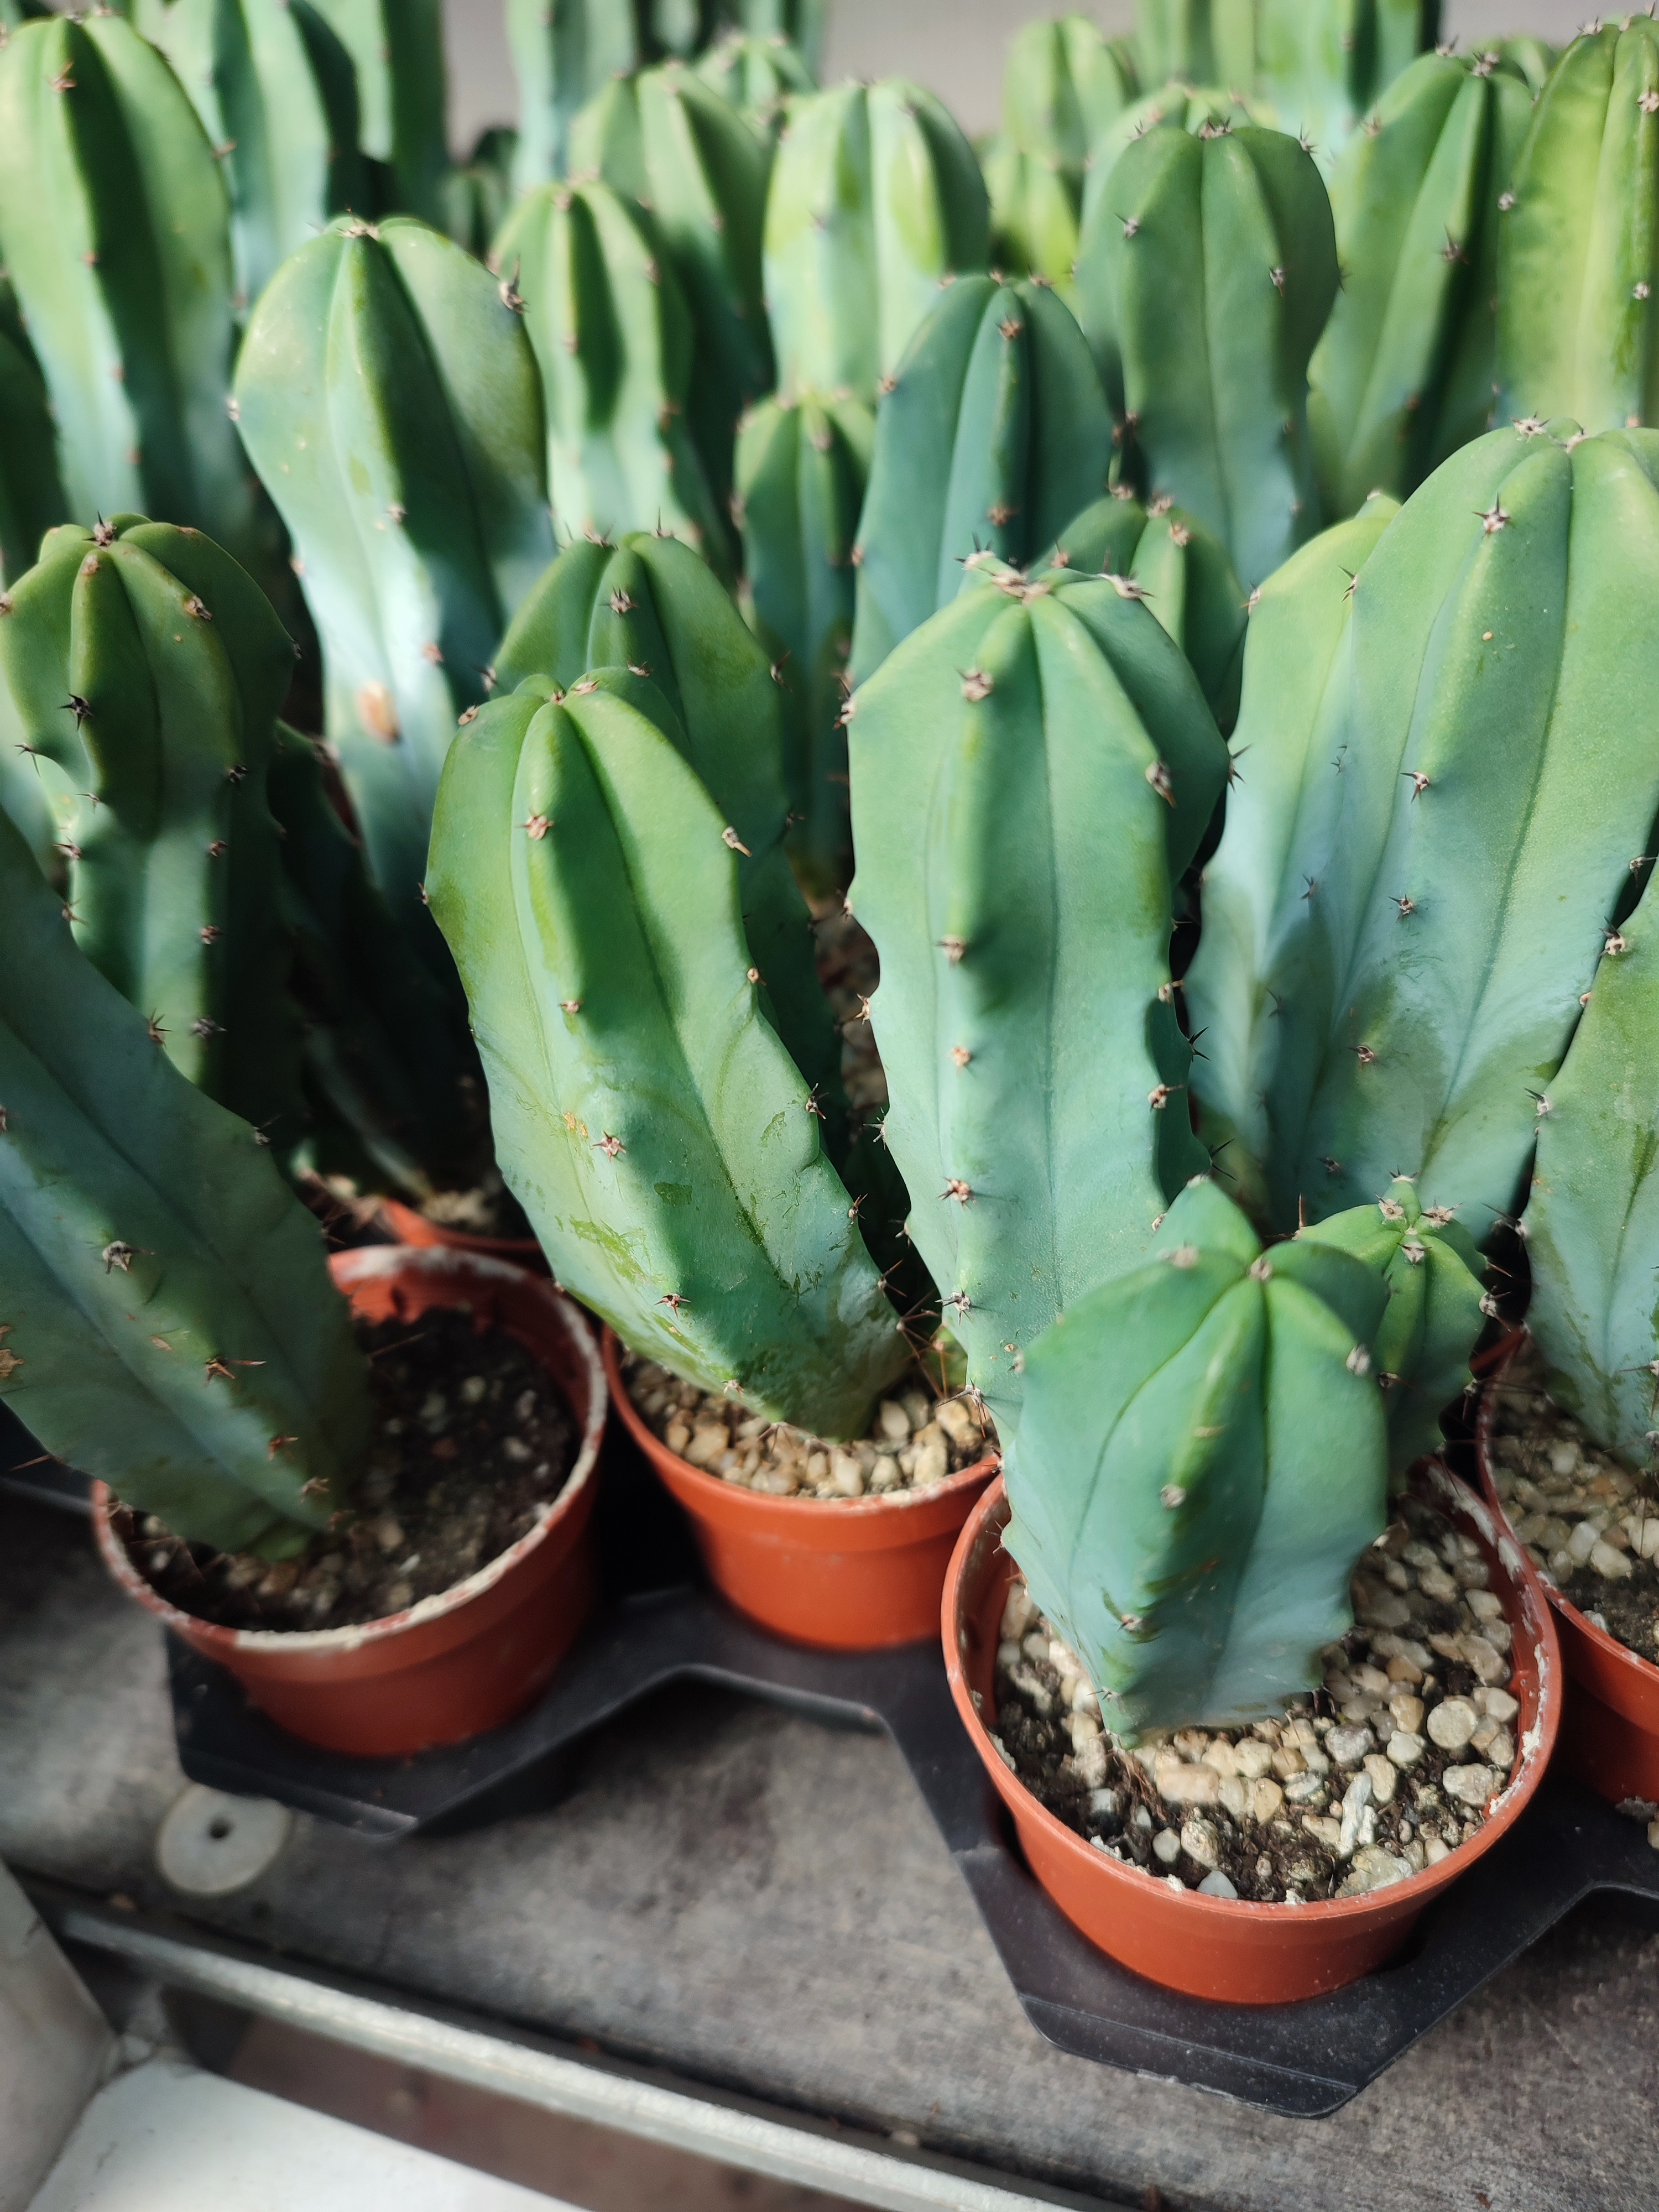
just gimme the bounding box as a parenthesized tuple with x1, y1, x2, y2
(1496, 20, 1659, 439)
(441, 127, 519, 263)
(848, 276, 1113, 685)
(763, 80, 989, 401)
(1003, 1175, 1390, 1734)
(1310, 50, 1535, 517)
(493, 529, 842, 1130)
(233, 215, 552, 962)
(507, 0, 640, 189)
(0, 280, 66, 588)
(494, 179, 730, 577)
(1186, 423, 1659, 1244)
(427, 669, 911, 1435)
(135, 0, 366, 313)
(848, 556, 1229, 1421)
(1524, 889, 1659, 1470)
(732, 0, 822, 75)
(1257, 0, 1442, 170)
(1074, 122, 1338, 588)
(1047, 491, 1248, 731)
(984, 16, 1137, 295)
(567, 62, 773, 508)
(1301, 1176, 1487, 1477)
(733, 390, 873, 894)
(696, 28, 813, 140)
(305, 0, 448, 223)
(0, 517, 304, 1147)
(1133, 1, 1259, 95)
(0, 16, 266, 582)
(0, 800, 370, 1557)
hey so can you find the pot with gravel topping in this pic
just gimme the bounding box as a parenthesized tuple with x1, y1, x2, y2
(946, 1467, 1559, 2004)
(95, 1247, 606, 1758)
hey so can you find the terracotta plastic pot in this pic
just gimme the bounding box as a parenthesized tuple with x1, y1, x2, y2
(94, 1246, 605, 1757)
(605, 1329, 998, 1650)
(378, 1197, 546, 1272)
(943, 1469, 1561, 2006)
(1477, 1331, 1659, 1806)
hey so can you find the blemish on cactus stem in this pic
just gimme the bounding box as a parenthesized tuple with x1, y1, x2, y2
(1165, 1244, 1198, 1269)
(594, 1132, 625, 1157)
(961, 669, 993, 702)
(745, 966, 762, 985)
(1248, 1256, 1274, 1283)
(1160, 1484, 1186, 1510)
(458, 707, 478, 726)
(951, 1045, 972, 1070)
(1346, 1344, 1373, 1376)
(559, 999, 581, 1014)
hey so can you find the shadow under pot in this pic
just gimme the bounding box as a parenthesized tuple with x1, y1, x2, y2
(1477, 1329, 1659, 1809)
(942, 1468, 1562, 2006)
(94, 1246, 604, 1758)
(604, 1329, 999, 1651)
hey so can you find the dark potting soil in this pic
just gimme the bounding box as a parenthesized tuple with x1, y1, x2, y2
(993, 1493, 1523, 1906)
(122, 1307, 576, 1633)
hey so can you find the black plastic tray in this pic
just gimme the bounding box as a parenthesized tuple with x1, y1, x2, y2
(15, 1392, 1659, 2118)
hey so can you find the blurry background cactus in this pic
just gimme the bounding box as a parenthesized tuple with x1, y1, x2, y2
(695, 27, 813, 139)
(135, 0, 368, 314)
(1496, 18, 1659, 437)
(307, 0, 449, 222)
(983, 14, 1136, 298)
(0, 800, 370, 1556)
(508, 0, 640, 189)
(1003, 1175, 1391, 1734)
(233, 213, 551, 969)
(763, 79, 988, 400)
(0, 279, 66, 591)
(442, 124, 519, 259)
(848, 555, 1228, 1422)
(848, 275, 1113, 683)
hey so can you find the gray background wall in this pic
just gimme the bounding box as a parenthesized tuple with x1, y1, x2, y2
(442, 0, 1593, 151)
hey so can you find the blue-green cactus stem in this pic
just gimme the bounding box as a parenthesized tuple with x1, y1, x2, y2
(1048, 490, 1248, 731)
(442, 128, 520, 263)
(1301, 1175, 1486, 1478)
(763, 80, 990, 401)
(233, 214, 551, 965)
(1310, 50, 1536, 517)
(1004, 1174, 1390, 1734)
(135, 0, 367, 315)
(0, 15, 268, 583)
(1188, 424, 1659, 1242)
(696, 30, 815, 141)
(734, 389, 872, 894)
(985, 17, 1137, 295)
(848, 557, 1228, 1423)
(494, 178, 731, 576)
(427, 672, 910, 1434)
(731, 0, 822, 74)
(1525, 886, 1659, 1469)
(848, 275, 1113, 685)
(0, 800, 369, 1557)
(306, 0, 447, 223)
(508, 0, 639, 189)
(1081, 121, 1339, 589)
(1133, 1, 1259, 96)
(1258, 0, 1442, 173)
(0, 516, 304, 1147)
(0, 280, 66, 588)
(1496, 20, 1659, 439)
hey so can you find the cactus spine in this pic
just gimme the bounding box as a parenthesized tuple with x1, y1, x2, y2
(0, 800, 369, 1557)
(1003, 1175, 1390, 1734)
(1310, 50, 1535, 517)
(848, 276, 1113, 685)
(427, 671, 910, 1436)
(1078, 122, 1339, 589)
(134, 0, 366, 314)
(848, 558, 1228, 1422)
(305, 0, 448, 223)
(1496, 20, 1659, 439)
(1187, 424, 1659, 1241)
(733, 390, 872, 894)
(494, 179, 730, 576)
(0, 17, 265, 581)
(763, 80, 989, 401)
(0, 518, 304, 1146)
(233, 215, 551, 963)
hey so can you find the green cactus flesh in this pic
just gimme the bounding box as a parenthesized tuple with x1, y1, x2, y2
(763, 80, 989, 401)
(1048, 491, 1248, 731)
(695, 30, 814, 140)
(848, 276, 1113, 686)
(494, 530, 842, 1138)
(1310, 50, 1535, 518)
(495, 178, 731, 578)
(1003, 1175, 1390, 1735)
(508, 0, 639, 189)
(1525, 886, 1659, 1469)
(1187, 423, 1659, 1244)
(986, 15, 1137, 294)
(731, 0, 822, 75)
(0, 799, 369, 1557)
(847, 558, 1228, 1424)
(0, 517, 306, 1148)
(135, 0, 366, 315)
(1496, 20, 1659, 440)
(1301, 1176, 1486, 1478)
(0, 16, 266, 581)
(1081, 121, 1339, 590)
(442, 128, 520, 263)
(0, 280, 66, 589)
(305, 0, 447, 222)
(1133, 2, 1260, 100)
(427, 672, 909, 1436)
(233, 215, 552, 963)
